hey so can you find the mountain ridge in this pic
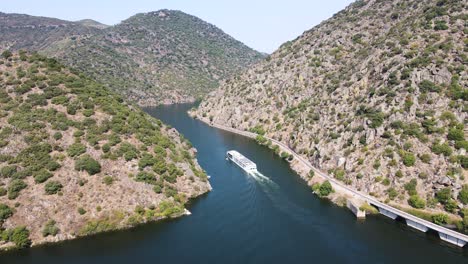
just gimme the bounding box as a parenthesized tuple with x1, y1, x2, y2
(0, 10, 264, 106)
(194, 0, 468, 229)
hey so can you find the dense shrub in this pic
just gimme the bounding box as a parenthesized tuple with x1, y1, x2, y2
(432, 214, 448, 225)
(436, 188, 452, 204)
(444, 199, 458, 213)
(10, 226, 31, 248)
(67, 143, 86, 157)
(42, 220, 60, 237)
(45, 181, 63, 195)
(0, 187, 6, 196)
(419, 80, 441, 93)
(75, 155, 101, 175)
(319, 181, 333, 197)
(8, 179, 27, 200)
(432, 142, 452, 156)
(408, 195, 426, 209)
(0, 165, 17, 178)
(103, 176, 114, 185)
(459, 185, 468, 205)
(34, 169, 53, 183)
(402, 152, 416, 166)
(447, 128, 464, 141)
(0, 203, 13, 221)
(135, 172, 157, 184)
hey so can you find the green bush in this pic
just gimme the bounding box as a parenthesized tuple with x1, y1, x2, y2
(432, 142, 452, 156)
(408, 195, 426, 209)
(459, 185, 468, 204)
(436, 188, 452, 204)
(34, 169, 53, 183)
(67, 143, 86, 157)
(444, 199, 458, 213)
(53, 132, 63, 140)
(432, 214, 448, 225)
(419, 80, 440, 93)
(0, 165, 17, 178)
(135, 172, 157, 184)
(402, 152, 416, 166)
(42, 220, 60, 237)
(419, 154, 431, 163)
(447, 128, 464, 141)
(75, 155, 101, 175)
(8, 179, 27, 200)
(45, 181, 63, 195)
(404, 179, 417, 195)
(1, 50, 12, 59)
(10, 226, 31, 248)
(103, 176, 114, 185)
(0, 203, 13, 221)
(78, 207, 87, 215)
(0, 187, 6, 196)
(138, 153, 156, 169)
(319, 181, 333, 197)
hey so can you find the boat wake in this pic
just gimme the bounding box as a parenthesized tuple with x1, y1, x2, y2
(248, 170, 314, 223)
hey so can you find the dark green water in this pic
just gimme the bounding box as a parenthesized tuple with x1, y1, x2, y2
(1, 103, 467, 264)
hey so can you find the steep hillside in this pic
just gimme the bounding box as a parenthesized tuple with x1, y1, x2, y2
(0, 51, 211, 249)
(195, 0, 467, 221)
(0, 10, 264, 106)
(75, 19, 109, 29)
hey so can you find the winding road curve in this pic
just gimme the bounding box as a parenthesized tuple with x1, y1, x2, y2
(198, 118, 468, 247)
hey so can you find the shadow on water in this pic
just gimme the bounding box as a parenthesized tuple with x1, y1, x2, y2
(1, 103, 466, 264)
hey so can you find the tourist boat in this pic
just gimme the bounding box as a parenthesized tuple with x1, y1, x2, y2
(226, 150, 257, 174)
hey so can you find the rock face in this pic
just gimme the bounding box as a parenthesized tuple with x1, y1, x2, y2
(0, 52, 211, 249)
(0, 10, 264, 106)
(195, 0, 467, 217)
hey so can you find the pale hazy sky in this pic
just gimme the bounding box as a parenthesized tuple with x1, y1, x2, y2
(1, 0, 354, 53)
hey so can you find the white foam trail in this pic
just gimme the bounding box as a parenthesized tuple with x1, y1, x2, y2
(248, 170, 313, 223)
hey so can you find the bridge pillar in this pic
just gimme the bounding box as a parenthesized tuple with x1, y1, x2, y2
(406, 219, 429, 232)
(347, 199, 366, 219)
(378, 207, 398, 220)
(438, 232, 467, 247)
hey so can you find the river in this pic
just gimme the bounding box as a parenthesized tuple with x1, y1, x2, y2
(1, 103, 466, 263)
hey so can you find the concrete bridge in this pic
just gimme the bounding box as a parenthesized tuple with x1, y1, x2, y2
(202, 119, 468, 248)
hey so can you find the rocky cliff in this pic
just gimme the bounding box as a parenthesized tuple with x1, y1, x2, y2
(194, 0, 467, 224)
(0, 10, 264, 106)
(0, 51, 211, 249)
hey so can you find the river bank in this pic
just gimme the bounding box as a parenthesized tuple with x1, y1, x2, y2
(2, 103, 466, 263)
(190, 113, 468, 243)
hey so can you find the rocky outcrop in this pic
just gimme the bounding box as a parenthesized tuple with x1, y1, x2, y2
(194, 0, 467, 219)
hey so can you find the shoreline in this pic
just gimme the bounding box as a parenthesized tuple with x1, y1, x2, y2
(0, 185, 211, 253)
(190, 114, 468, 246)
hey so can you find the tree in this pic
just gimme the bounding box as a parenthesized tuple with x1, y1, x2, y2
(319, 181, 333, 197)
(75, 155, 101, 175)
(45, 181, 63, 195)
